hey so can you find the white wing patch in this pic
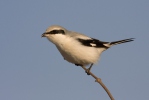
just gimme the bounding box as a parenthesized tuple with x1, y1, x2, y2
(90, 43, 97, 47)
(103, 43, 111, 47)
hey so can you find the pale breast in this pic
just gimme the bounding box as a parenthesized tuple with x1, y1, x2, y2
(56, 37, 100, 65)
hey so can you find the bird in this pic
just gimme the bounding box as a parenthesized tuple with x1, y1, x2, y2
(42, 25, 134, 74)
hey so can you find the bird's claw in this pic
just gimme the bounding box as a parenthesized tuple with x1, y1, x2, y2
(85, 69, 91, 75)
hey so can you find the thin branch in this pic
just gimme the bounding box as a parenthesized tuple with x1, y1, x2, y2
(81, 66, 115, 100)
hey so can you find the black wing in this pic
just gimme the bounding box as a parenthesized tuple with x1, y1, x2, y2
(77, 38, 109, 49)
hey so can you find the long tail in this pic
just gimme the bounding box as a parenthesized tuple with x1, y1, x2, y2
(110, 38, 134, 46)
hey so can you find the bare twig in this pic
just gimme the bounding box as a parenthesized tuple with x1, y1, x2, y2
(81, 66, 115, 100)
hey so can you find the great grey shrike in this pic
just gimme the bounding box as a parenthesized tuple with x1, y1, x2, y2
(42, 25, 134, 73)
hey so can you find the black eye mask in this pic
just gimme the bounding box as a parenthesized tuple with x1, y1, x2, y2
(46, 30, 65, 34)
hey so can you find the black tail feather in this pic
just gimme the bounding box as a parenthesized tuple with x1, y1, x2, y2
(110, 38, 135, 45)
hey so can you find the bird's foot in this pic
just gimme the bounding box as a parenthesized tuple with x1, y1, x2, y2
(75, 64, 82, 66)
(85, 64, 93, 75)
(85, 68, 91, 75)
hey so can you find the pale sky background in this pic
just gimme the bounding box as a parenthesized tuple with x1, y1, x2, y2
(0, 0, 149, 100)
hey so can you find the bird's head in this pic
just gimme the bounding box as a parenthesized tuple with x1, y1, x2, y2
(42, 25, 68, 45)
(42, 25, 66, 37)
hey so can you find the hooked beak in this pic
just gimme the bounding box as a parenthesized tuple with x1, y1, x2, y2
(41, 33, 46, 37)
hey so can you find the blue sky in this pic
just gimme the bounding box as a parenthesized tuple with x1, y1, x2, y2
(0, 0, 149, 100)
